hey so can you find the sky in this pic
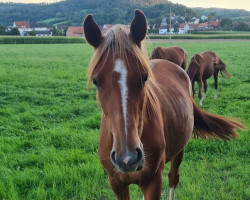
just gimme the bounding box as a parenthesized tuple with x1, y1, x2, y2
(0, 0, 249, 11)
(170, 0, 250, 11)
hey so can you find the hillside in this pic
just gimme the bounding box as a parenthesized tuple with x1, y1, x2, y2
(194, 7, 250, 21)
(0, 0, 195, 26)
(1, 0, 250, 27)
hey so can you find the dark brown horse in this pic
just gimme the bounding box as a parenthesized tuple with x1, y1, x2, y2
(83, 10, 245, 200)
(187, 51, 231, 105)
(150, 46, 188, 70)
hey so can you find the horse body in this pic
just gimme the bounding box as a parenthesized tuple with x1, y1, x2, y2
(83, 10, 245, 200)
(187, 50, 230, 105)
(150, 46, 188, 70)
(98, 59, 193, 199)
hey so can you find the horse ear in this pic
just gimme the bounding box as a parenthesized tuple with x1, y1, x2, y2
(83, 14, 103, 48)
(130, 9, 147, 46)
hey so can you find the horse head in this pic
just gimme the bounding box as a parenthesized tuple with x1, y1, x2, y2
(83, 10, 151, 173)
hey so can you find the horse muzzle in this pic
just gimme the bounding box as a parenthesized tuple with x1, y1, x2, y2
(110, 147, 144, 173)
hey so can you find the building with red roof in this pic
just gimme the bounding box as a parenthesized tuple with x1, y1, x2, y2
(66, 27, 83, 37)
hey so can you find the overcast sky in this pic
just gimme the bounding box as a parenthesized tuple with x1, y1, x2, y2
(170, 0, 250, 11)
(0, 0, 249, 11)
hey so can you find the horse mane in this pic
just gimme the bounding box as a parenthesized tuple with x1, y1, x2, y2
(87, 24, 161, 120)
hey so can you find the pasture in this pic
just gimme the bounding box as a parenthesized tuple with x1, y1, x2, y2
(0, 41, 249, 199)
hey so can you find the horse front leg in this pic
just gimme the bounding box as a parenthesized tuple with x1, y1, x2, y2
(191, 81, 195, 97)
(140, 167, 164, 200)
(168, 150, 184, 200)
(109, 176, 130, 200)
(198, 80, 203, 105)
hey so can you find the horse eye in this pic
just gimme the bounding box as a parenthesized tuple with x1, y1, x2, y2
(142, 73, 148, 84)
(92, 78, 100, 87)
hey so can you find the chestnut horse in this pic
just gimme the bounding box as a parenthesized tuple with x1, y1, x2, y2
(150, 46, 188, 70)
(83, 10, 245, 200)
(187, 51, 231, 105)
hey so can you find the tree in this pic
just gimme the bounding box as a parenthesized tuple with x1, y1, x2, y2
(52, 27, 63, 36)
(235, 22, 249, 31)
(220, 18, 233, 31)
(29, 30, 36, 36)
(174, 24, 179, 34)
(0, 25, 6, 35)
(10, 27, 20, 35)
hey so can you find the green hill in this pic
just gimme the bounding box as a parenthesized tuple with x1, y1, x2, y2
(0, 0, 196, 26)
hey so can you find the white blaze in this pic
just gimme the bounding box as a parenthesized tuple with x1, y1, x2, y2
(114, 59, 128, 137)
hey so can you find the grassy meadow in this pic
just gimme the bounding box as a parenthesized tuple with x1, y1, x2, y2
(0, 41, 249, 200)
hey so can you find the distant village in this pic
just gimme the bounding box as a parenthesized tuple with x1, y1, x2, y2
(2, 13, 250, 37)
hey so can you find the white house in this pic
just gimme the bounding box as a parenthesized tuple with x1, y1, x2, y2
(29, 22, 48, 31)
(178, 23, 190, 34)
(159, 17, 168, 34)
(201, 15, 208, 21)
(13, 22, 32, 36)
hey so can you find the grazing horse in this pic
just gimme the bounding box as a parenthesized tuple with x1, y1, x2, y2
(187, 51, 231, 105)
(83, 10, 245, 200)
(150, 46, 188, 70)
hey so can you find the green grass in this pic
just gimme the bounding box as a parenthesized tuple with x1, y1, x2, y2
(0, 41, 249, 199)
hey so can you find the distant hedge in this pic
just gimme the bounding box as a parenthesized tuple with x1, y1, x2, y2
(0, 36, 85, 44)
(148, 34, 250, 40)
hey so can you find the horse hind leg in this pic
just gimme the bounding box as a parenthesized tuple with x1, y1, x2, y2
(202, 79, 208, 101)
(168, 150, 184, 200)
(214, 71, 219, 99)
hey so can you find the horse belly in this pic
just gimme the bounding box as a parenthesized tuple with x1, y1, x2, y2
(163, 98, 194, 162)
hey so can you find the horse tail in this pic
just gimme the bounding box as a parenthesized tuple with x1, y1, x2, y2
(218, 58, 232, 78)
(192, 99, 245, 140)
(220, 69, 232, 79)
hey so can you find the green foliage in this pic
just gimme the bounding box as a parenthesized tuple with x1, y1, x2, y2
(10, 27, 20, 35)
(0, 36, 85, 44)
(0, 0, 196, 26)
(0, 25, 6, 35)
(220, 18, 233, 31)
(0, 41, 249, 199)
(52, 27, 64, 36)
(234, 22, 250, 31)
(29, 30, 36, 36)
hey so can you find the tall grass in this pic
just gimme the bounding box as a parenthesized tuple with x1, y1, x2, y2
(0, 42, 249, 199)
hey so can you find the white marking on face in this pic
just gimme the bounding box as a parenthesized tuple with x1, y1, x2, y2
(114, 59, 128, 137)
(123, 155, 131, 165)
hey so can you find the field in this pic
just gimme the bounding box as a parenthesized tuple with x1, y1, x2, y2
(0, 41, 249, 200)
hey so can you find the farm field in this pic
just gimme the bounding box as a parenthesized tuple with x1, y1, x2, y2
(0, 41, 249, 200)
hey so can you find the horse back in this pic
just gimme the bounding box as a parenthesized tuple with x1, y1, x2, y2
(150, 59, 194, 161)
(150, 46, 187, 69)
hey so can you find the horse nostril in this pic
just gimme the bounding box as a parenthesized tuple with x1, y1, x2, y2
(110, 151, 116, 165)
(136, 147, 143, 163)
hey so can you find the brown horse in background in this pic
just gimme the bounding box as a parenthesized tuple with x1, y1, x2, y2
(83, 10, 244, 200)
(187, 51, 231, 105)
(150, 46, 188, 70)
